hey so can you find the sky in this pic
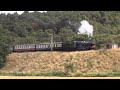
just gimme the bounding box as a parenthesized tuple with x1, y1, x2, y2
(0, 11, 47, 15)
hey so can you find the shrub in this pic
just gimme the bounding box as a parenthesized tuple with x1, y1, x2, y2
(64, 62, 75, 73)
(0, 42, 10, 68)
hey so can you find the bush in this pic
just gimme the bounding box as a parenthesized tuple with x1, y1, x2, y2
(64, 63, 75, 73)
(0, 41, 10, 68)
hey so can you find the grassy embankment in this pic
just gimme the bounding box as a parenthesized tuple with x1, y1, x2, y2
(0, 49, 120, 77)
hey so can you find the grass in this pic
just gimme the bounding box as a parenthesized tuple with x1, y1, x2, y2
(1, 71, 120, 77)
(0, 49, 120, 76)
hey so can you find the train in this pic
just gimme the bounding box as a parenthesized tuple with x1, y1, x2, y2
(10, 41, 95, 52)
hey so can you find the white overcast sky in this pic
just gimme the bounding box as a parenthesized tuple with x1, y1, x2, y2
(0, 11, 47, 15)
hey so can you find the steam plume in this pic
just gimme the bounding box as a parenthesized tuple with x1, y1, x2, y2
(77, 20, 93, 37)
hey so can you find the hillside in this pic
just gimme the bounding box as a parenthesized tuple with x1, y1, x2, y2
(0, 49, 120, 76)
(1, 11, 120, 71)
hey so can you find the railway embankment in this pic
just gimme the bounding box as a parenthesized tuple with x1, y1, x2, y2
(0, 49, 120, 77)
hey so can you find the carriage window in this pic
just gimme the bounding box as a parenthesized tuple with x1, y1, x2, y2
(16, 46, 18, 49)
(57, 44, 62, 47)
(36, 45, 38, 48)
(32, 45, 34, 48)
(33, 45, 35, 48)
(40, 45, 42, 48)
(39, 45, 41, 48)
(47, 44, 49, 47)
(55, 44, 56, 47)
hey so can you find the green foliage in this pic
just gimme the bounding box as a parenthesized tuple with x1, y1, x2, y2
(1, 11, 120, 46)
(0, 24, 11, 68)
(58, 27, 75, 42)
(0, 41, 10, 68)
(73, 34, 89, 41)
(15, 36, 37, 44)
(1, 71, 120, 77)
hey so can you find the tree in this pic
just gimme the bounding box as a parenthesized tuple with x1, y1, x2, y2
(73, 34, 90, 41)
(58, 27, 75, 42)
(0, 41, 10, 68)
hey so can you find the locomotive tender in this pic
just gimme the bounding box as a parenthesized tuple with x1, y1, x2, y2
(10, 41, 95, 52)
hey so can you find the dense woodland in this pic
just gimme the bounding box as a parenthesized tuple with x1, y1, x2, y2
(0, 11, 120, 68)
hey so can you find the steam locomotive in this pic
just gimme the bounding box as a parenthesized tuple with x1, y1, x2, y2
(10, 41, 95, 52)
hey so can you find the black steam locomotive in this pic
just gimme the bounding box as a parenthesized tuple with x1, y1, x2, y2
(10, 41, 95, 52)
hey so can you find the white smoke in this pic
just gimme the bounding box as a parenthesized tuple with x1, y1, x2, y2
(77, 20, 93, 37)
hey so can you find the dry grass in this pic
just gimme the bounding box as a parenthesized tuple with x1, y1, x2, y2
(0, 48, 120, 76)
(1, 76, 120, 79)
